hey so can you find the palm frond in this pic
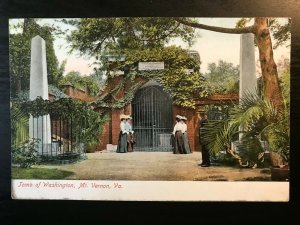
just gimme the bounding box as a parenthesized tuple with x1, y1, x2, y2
(11, 103, 29, 148)
(202, 119, 239, 155)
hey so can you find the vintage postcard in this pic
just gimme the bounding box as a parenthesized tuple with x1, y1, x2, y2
(10, 17, 290, 201)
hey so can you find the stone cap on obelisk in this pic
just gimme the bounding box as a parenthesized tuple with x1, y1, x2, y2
(29, 35, 49, 101)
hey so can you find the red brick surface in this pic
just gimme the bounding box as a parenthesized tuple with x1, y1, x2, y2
(97, 120, 110, 151)
(172, 105, 199, 152)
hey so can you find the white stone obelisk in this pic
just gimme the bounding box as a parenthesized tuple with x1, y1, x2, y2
(238, 33, 257, 141)
(29, 35, 51, 155)
(240, 33, 257, 99)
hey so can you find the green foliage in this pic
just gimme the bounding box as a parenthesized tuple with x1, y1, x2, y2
(204, 60, 239, 94)
(269, 18, 291, 49)
(201, 119, 239, 156)
(202, 93, 290, 166)
(278, 58, 290, 107)
(234, 94, 289, 164)
(94, 79, 142, 109)
(9, 19, 63, 97)
(9, 32, 31, 97)
(212, 152, 239, 167)
(62, 18, 207, 108)
(79, 110, 109, 147)
(59, 71, 101, 96)
(96, 46, 206, 108)
(64, 18, 196, 55)
(12, 138, 40, 168)
(238, 137, 264, 167)
(235, 18, 253, 28)
(85, 143, 98, 153)
(11, 102, 29, 148)
(236, 18, 291, 49)
(16, 97, 108, 148)
(205, 104, 230, 120)
(12, 167, 74, 179)
(48, 85, 70, 99)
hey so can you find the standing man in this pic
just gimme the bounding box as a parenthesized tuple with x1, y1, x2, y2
(198, 113, 210, 167)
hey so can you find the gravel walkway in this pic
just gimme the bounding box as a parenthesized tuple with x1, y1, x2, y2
(37, 151, 271, 181)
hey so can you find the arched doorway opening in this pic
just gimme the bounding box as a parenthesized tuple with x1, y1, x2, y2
(132, 81, 173, 151)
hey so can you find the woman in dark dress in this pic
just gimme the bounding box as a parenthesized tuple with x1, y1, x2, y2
(116, 114, 128, 153)
(125, 115, 135, 152)
(172, 115, 185, 154)
(181, 116, 192, 154)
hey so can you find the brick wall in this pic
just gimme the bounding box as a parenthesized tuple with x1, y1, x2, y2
(96, 87, 201, 152)
(62, 84, 88, 100)
(111, 109, 125, 145)
(97, 118, 110, 151)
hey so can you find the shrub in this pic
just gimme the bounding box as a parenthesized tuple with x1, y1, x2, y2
(85, 143, 97, 153)
(12, 138, 40, 168)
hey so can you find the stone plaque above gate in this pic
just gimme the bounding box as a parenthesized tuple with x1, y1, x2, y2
(138, 62, 164, 70)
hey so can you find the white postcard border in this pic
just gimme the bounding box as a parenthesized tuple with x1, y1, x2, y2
(12, 179, 289, 201)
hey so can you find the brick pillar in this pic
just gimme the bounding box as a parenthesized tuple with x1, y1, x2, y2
(111, 109, 123, 145)
(124, 104, 132, 116)
(97, 120, 110, 151)
(183, 108, 197, 152)
(172, 105, 198, 152)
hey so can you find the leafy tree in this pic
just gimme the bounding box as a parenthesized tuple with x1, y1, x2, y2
(94, 46, 206, 108)
(277, 57, 290, 106)
(11, 102, 29, 148)
(59, 71, 101, 96)
(89, 68, 106, 87)
(64, 18, 196, 55)
(205, 60, 239, 94)
(12, 138, 40, 168)
(64, 18, 206, 108)
(64, 17, 290, 111)
(176, 17, 290, 112)
(10, 19, 63, 97)
(237, 18, 291, 49)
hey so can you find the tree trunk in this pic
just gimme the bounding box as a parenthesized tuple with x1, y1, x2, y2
(253, 18, 285, 111)
(23, 18, 35, 33)
(16, 79, 21, 94)
(176, 17, 285, 112)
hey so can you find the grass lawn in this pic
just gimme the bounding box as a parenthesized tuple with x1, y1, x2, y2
(12, 167, 75, 179)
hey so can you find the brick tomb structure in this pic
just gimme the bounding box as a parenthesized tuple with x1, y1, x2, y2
(58, 78, 238, 153)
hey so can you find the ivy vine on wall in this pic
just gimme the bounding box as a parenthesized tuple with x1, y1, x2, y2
(12, 97, 108, 147)
(97, 46, 208, 109)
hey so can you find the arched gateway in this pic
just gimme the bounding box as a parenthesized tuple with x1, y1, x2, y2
(132, 81, 173, 151)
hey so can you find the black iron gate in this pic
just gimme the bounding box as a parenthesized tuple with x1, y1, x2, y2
(132, 85, 173, 151)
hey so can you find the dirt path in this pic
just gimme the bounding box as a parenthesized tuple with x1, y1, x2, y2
(37, 152, 271, 181)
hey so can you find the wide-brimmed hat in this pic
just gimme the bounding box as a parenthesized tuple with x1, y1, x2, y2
(175, 115, 182, 119)
(120, 114, 127, 119)
(181, 116, 187, 120)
